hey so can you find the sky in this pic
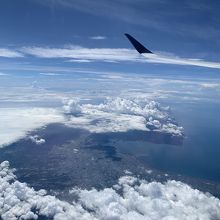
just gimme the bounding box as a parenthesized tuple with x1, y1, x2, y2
(1, 2, 220, 219)
(1, 0, 220, 76)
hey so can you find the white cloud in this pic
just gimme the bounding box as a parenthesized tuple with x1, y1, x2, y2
(0, 48, 24, 58)
(0, 72, 8, 76)
(0, 94, 183, 148)
(20, 45, 220, 69)
(200, 83, 220, 89)
(0, 161, 94, 220)
(0, 108, 64, 147)
(1, 161, 220, 220)
(89, 36, 107, 40)
(75, 176, 220, 220)
(143, 53, 220, 69)
(21, 46, 144, 63)
(64, 97, 183, 136)
(68, 59, 93, 63)
(100, 74, 124, 79)
(29, 135, 46, 145)
(1, 43, 219, 69)
(39, 72, 63, 76)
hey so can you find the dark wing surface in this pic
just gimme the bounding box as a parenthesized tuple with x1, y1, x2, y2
(124, 33, 153, 54)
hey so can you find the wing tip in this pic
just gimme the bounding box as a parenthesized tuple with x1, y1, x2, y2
(124, 33, 153, 54)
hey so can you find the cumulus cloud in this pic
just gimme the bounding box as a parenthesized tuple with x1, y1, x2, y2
(29, 135, 46, 145)
(0, 161, 93, 220)
(0, 96, 183, 148)
(0, 108, 64, 147)
(1, 161, 220, 220)
(63, 97, 183, 136)
(0, 48, 24, 58)
(75, 176, 220, 220)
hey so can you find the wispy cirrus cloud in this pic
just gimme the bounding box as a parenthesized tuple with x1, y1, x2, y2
(39, 72, 63, 76)
(89, 36, 107, 40)
(143, 53, 220, 69)
(21, 46, 144, 62)
(200, 83, 220, 89)
(0, 72, 8, 76)
(67, 59, 93, 63)
(1, 44, 220, 69)
(0, 48, 24, 58)
(20, 45, 220, 68)
(34, 0, 220, 43)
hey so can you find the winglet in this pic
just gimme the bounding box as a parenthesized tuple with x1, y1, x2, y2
(124, 33, 153, 54)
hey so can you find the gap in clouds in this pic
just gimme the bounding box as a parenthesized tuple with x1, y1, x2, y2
(1, 71, 220, 193)
(0, 120, 219, 199)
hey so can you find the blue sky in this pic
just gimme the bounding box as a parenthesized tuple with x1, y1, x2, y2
(0, 0, 220, 75)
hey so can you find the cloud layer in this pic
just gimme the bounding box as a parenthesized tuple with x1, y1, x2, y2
(0, 48, 23, 58)
(21, 46, 220, 68)
(22, 46, 143, 63)
(0, 96, 183, 148)
(2, 45, 220, 69)
(0, 108, 64, 147)
(143, 53, 220, 69)
(64, 97, 183, 136)
(1, 161, 220, 220)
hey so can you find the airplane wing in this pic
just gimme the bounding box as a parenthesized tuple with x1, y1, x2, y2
(124, 33, 220, 69)
(124, 33, 153, 54)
